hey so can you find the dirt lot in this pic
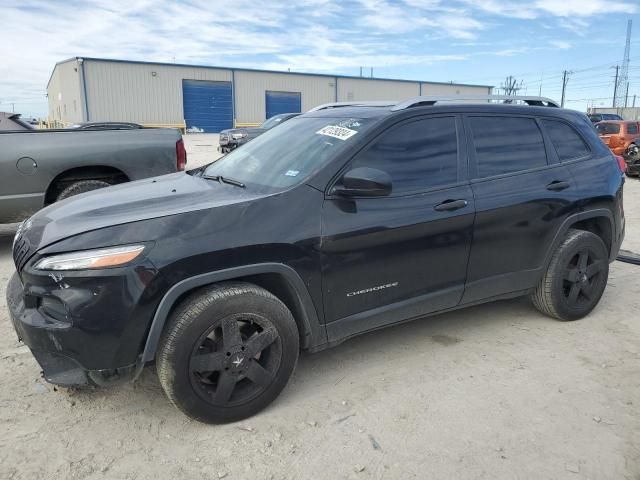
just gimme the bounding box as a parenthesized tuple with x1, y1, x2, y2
(1, 177, 639, 480)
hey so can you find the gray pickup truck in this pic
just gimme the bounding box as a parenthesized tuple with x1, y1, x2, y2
(0, 127, 186, 223)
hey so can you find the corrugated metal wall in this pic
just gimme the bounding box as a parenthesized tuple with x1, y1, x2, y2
(337, 78, 419, 102)
(47, 60, 83, 124)
(83, 61, 231, 123)
(55, 59, 492, 125)
(234, 71, 335, 124)
(421, 83, 492, 96)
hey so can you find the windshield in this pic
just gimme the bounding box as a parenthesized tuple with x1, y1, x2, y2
(204, 116, 373, 192)
(595, 123, 620, 134)
(261, 115, 289, 129)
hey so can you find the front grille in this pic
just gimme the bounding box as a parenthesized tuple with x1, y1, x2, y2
(12, 236, 31, 271)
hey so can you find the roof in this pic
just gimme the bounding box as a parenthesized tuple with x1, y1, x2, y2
(47, 56, 494, 90)
(302, 102, 583, 121)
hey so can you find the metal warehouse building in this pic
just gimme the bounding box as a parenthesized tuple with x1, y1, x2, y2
(47, 57, 492, 132)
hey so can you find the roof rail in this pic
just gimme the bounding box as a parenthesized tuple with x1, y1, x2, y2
(391, 95, 559, 110)
(308, 101, 398, 112)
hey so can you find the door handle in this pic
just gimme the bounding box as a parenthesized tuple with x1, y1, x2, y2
(434, 199, 468, 211)
(546, 180, 570, 191)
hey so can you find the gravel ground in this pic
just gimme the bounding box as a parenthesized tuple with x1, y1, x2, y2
(0, 176, 639, 480)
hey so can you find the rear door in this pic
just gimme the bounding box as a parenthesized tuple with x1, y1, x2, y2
(320, 115, 475, 339)
(462, 114, 576, 303)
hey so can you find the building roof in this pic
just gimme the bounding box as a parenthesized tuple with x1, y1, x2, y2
(47, 56, 494, 90)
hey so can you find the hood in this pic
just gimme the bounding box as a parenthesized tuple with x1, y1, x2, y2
(20, 172, 263, 250)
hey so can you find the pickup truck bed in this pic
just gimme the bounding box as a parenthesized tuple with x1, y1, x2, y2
(0, 127, 185, 223)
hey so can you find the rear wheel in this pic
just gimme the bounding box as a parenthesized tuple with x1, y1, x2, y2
(531, 229, 609, 321)
(157, 282, 299, 423)
(56, 179, 111, 201)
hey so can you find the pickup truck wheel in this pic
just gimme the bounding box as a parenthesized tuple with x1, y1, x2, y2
(531, 229, 609, 321)
(156, 282, 299, 424)
(56, 180, 111, 201)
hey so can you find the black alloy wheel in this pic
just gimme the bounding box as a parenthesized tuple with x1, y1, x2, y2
(189, 313, 281, 407)
(157, 282, 299, 423)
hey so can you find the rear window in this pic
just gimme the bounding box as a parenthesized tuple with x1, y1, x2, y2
(469, 116, 547, 178)
(595, 123, 620, 134)
(541, 119, 590, 161)
(627, 123, 638, 134)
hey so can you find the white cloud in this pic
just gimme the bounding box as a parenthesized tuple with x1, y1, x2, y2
(0, 0, 636, 117)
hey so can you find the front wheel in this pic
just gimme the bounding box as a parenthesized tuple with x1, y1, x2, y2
(531, 229, 609, 321)
(157, 282, 299, 423)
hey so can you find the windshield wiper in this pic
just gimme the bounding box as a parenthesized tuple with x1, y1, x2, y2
(201, 174, 245, 188)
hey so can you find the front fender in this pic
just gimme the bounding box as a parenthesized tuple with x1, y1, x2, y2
(136, 262, 326, 375)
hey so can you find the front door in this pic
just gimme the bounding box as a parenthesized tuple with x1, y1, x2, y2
(319, 115, 475, 341)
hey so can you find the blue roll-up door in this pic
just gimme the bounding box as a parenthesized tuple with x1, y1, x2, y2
(182, 80, 232, 133)
(265, 91, 302, 119)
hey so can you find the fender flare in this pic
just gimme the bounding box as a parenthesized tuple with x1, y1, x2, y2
(137, 263, 325, 369)
(542, 209, 615, 268)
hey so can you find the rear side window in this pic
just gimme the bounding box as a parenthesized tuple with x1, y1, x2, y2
(541, 119, 590, 161)
(468, 116, 547, 178)
(595, 123, 620, 134)
(627, 123, 638, 134)
(350, 116, 458, 194)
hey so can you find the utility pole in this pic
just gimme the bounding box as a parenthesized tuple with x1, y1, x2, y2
(538, 72, 543, 96)
(633, 94, 637, 108)
(370, 67, 373, 78)
(359, 66, 362, 77)
(625, 83, 630, 107)
(560, 70, 570, 107)
(612, 65, 619, 107)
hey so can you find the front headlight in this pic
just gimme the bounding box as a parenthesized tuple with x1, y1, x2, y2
(231, 132, 247, 140)
(34, 245, 145, 271)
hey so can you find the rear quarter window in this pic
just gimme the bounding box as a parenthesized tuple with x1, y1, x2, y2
(541, 119, 590, 161)
(468, 116, 547, 178)
(626, 123, 638, 135)
(595, 123, 620, 134)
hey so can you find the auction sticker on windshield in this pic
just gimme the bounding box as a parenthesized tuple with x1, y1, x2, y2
(316, 125, 358, 141)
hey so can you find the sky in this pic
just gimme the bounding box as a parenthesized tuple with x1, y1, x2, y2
(1, 0, 639, 118)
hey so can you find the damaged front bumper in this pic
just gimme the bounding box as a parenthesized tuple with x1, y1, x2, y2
(5, 262, 157, 387)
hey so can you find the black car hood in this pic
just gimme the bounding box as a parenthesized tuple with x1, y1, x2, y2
(21, 172, 263, 250)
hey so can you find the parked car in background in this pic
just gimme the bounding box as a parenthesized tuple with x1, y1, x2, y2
(68, 122, 143, 130)
(595, 120, 640, 155)
(6, 95, 625, 423)
(0, 127, 186, 223)
(218, 113, 300, 153)
(588, 113, 623, 123)
(623, 141, 640, 177)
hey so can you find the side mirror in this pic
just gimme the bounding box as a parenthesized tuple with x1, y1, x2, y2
(332, 167, 392, 197)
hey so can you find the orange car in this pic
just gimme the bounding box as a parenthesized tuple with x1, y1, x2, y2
(595, 120, 640, 155)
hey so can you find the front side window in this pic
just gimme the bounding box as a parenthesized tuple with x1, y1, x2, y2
(469, 116, 547, 178)
(541, 119, 590, 161)
(348, 116, 458, 195)
(626, 123, 638, 134)
(203, 117, 375, 192)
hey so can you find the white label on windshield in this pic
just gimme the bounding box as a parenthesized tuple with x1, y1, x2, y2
(285, 170, 300, 177)
(316, 125, 358, 141)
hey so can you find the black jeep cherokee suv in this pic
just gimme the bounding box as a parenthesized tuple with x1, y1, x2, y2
(6, 96, 625, 423)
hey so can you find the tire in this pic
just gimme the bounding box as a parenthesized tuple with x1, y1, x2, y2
(157, 282, 299, 424)
(531, 229, 609, 321)
(56, 180, 111, 201)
